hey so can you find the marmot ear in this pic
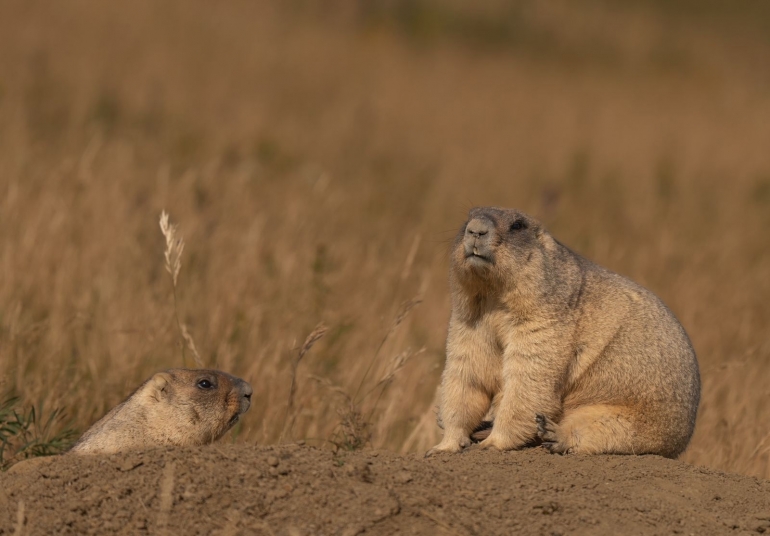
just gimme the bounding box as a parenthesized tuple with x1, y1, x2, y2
(148, 372, 172, 402)
(537, 228, 556, 250)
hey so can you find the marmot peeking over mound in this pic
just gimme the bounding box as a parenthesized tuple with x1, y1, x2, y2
(427, 207, 700, 458)
(70, 369, 252, 455)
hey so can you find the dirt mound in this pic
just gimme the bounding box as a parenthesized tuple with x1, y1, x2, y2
(2, 445, 769, 535)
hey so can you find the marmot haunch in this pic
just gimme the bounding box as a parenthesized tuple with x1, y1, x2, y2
(427, 207, 700, 458)
(70, 369, 252, 455)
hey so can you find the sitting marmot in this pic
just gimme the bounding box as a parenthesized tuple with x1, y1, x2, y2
(428, 207, 700, 458)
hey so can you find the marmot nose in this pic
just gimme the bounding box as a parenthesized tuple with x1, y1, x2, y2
(465, 218, 492, 238)
(242, 382, 253, 402)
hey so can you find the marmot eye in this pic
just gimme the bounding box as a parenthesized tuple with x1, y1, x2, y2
(197, 379, 214, 389)
(510, 220, 526, 231)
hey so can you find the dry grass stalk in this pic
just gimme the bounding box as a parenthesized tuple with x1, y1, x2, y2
(158, 211, 202, 367)
(400, 234, 422, 281)
(14, 501, 24, 536)
(323, 346, 420, 450)
(281, 323, 328, 441)
(308, 375, 372, 450)
(354, 296, 422, 403)
(400, 401, 442, 454)
(390, 298, 422, 331)
(363, 347, 424, 429)
(156, 460, 176, 533)
(180, 324, 203, 367)
(340, 301, 422, 449)
(419, 509, 461, 536)
(364, 347, 424, 406)
(307, 375, 350, 400)
(336, 402, 370, 451)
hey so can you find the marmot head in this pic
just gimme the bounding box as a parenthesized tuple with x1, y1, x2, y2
(451, 207, 555, 294)
(141, 368, 253, 446)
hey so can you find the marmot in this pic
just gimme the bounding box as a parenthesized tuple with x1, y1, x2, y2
(427, 207, 700, 458)
(69, 369, 252, 455)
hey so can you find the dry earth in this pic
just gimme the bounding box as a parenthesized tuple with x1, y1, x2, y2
(2, 446, 769, 535)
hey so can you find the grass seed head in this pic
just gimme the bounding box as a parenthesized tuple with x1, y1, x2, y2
(159, 210, 185, 287)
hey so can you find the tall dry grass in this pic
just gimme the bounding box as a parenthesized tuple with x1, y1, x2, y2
(0, 0, 768, 477)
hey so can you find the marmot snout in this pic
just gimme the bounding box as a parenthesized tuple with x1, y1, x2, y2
(429, 207, 700, 458)
(70, 369, 253, 455)
(454, 208, 545, 289)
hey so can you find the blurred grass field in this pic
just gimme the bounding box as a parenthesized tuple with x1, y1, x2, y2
(0, 0, 769, 476)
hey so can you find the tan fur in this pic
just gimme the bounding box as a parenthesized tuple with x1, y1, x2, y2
(427, 207, 700, 458)
(69, 369, 252, 455)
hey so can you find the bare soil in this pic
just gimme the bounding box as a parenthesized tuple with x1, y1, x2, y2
(2, 446, 768, 535)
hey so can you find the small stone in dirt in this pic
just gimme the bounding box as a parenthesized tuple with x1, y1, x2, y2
(344, 462, 373, 483)
(341, 523, 364, 536)
(533, 502, 560, 515)
(267, 456, 280, 467)
(118, 460, 143, 472)
(750, 515, 770, 534)
(395, 471, 412, 484)
(6, 456, 57, 475)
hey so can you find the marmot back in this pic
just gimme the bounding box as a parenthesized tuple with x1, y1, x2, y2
(70, 369, 252, 455)
(428, 207, 700, 458)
